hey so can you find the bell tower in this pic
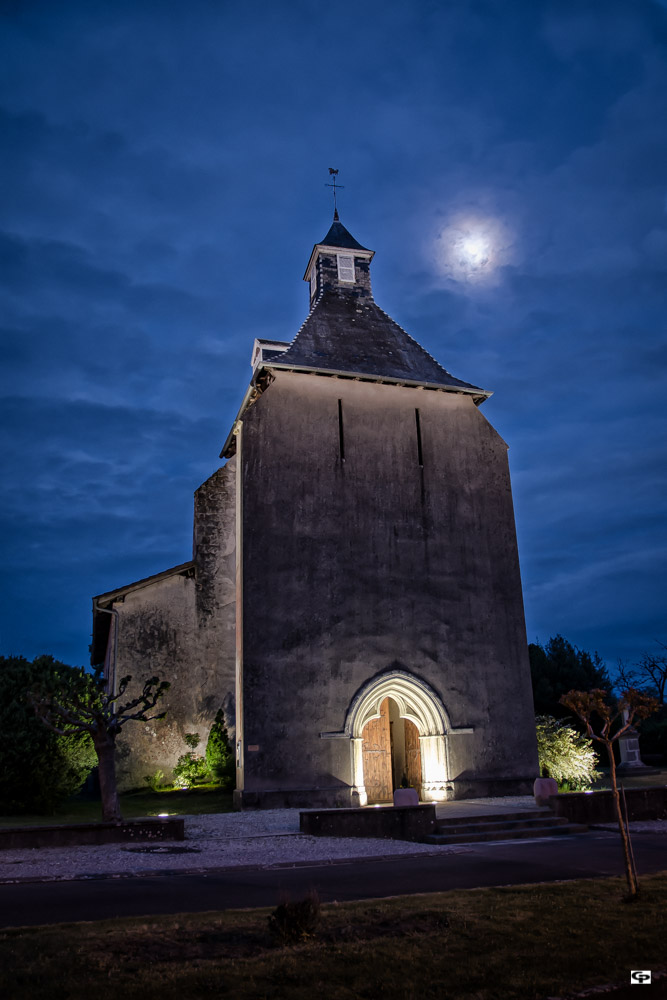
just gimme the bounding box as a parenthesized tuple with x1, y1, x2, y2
(304, 211, 375, 303)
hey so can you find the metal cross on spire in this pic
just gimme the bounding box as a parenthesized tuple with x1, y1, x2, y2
(325, 168, 344, 220)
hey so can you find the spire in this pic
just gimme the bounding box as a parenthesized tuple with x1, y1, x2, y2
(326, 167, 344, 218)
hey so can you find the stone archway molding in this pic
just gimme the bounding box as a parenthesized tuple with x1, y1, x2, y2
(346, 670, 451, 738)
(320, 669, 473, 806)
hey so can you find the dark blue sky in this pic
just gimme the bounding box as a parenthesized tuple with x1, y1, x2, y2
(1, 0, 666, 670)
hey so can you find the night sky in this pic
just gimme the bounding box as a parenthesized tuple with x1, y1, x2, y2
(1, 0, 666, 672)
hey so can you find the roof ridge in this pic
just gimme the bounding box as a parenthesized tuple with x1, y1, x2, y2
(371, 301, 476, 388)
(284, 259, 327, 347)
(261, 276, 485, 396)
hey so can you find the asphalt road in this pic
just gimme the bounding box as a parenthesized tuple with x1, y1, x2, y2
(0, 830, 665, 929)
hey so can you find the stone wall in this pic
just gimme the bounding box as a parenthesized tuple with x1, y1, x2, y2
(110, 459, 236, 789)
(236, 371, 538, 806)
(551, 787, 667, 824)
(300, 804, 437, 841)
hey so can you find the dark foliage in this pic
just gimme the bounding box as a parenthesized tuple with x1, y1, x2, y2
(0, 655, 97, 815)
(268, 891, 321, 945)
(637, 707, 667, 760)
(529, 635, 611, 718)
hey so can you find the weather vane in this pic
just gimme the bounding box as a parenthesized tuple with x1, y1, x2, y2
(325, 168, 344, 218)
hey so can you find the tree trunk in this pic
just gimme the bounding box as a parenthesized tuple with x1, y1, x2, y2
(606, 741, 637, 896)
(94, 733, 122, 823)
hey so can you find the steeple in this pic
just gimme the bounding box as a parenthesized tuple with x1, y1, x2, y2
(222, 211, 491, 460)
(303, 213, 375, 303)
(270, 215, 490, 403)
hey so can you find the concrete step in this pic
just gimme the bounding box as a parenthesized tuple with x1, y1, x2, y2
(423, 821, 588, 846)
(433, 815, 569, 835)
(434, 808, 553, 828)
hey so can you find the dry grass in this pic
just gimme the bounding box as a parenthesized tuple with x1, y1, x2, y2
(1, 873, 665, 999)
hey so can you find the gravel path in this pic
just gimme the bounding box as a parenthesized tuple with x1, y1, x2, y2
(0, 810, 468, 884)
(1, 804, 663, 885)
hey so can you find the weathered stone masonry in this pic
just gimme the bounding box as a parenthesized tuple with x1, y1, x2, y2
(92, 212, 538, 802)
(92, 460, 236, 789)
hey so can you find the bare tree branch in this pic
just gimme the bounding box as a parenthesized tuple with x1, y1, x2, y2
(559, 686, 659, 898)
(28, 666, 170, 823)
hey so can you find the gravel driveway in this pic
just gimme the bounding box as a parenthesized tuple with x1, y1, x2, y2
(0, 809, 468, 883)
(1, 803, 663, 885)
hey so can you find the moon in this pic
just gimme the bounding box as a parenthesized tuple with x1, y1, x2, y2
(434, 215, 513, 285)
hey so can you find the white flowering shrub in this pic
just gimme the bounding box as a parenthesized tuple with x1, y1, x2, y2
(535, 715, 601, 790)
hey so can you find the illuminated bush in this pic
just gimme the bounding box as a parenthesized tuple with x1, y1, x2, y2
(205, 709, 235, 789)
(173, 733, 209, 788)
(536, 715, 601, 790)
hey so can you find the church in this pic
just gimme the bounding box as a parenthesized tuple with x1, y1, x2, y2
(91, 210, 538, 807)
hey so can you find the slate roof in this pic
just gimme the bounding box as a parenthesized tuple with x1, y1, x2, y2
(316, 217, 371, 252)
(269, 290, 488, 396)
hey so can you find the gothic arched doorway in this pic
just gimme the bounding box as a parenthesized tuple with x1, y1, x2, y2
(361, 696, 422, 802)
(344, 670, 452, 806)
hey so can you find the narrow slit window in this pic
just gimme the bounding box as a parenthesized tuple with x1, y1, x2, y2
(415, 408, 424, 467)
(337, 254, 355, 282)
(338, 399, 345, 461)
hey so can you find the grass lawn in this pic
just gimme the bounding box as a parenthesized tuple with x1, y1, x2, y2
(0, 786, 234, 828)
(1, 873, 665, 999)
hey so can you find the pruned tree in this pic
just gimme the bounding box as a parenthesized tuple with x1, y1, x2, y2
(559, 687, 659, 897)
(29, 666, 170, 823)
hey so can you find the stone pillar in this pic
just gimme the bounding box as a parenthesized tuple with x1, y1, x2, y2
(351, 737, 368, 807)
(618, 709, 650, 771)
(419, 735, 449, 802)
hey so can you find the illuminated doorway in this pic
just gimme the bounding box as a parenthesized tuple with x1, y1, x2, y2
(361, 696, 422, 802)
(346, 670, 451, 806)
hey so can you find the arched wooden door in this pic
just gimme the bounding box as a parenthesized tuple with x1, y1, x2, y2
(361, 698, 423, 802)
(361, 697, 393, 802)
(404, 718, 422, 796)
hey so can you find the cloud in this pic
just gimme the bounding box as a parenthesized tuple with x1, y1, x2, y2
(1, 0, 665, 668)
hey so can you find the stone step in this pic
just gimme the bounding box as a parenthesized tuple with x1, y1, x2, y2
(433, 815, 569, 835)
(423, 822, 588, 846)
(434, 808, 553, 828)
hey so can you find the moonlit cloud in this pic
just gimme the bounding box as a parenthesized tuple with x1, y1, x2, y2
(1, 0, 666, 670)
(431, 214, 516, 286)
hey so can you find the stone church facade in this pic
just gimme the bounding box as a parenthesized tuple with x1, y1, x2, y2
(91, 214, 538, 806)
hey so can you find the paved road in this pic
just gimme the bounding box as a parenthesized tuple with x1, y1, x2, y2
(0, 830, 665, 928)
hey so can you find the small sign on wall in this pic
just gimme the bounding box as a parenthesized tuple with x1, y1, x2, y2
(247, 745, 260, 751)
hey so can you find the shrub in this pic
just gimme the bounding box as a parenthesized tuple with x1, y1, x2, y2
(173, 733, 209, 788)
(205, 709, 235, 789)
(268, 891, 321, 945)
(0, 655, 97, 814)
(143, 769, 166, 792)
(536, 715, 601, 790)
